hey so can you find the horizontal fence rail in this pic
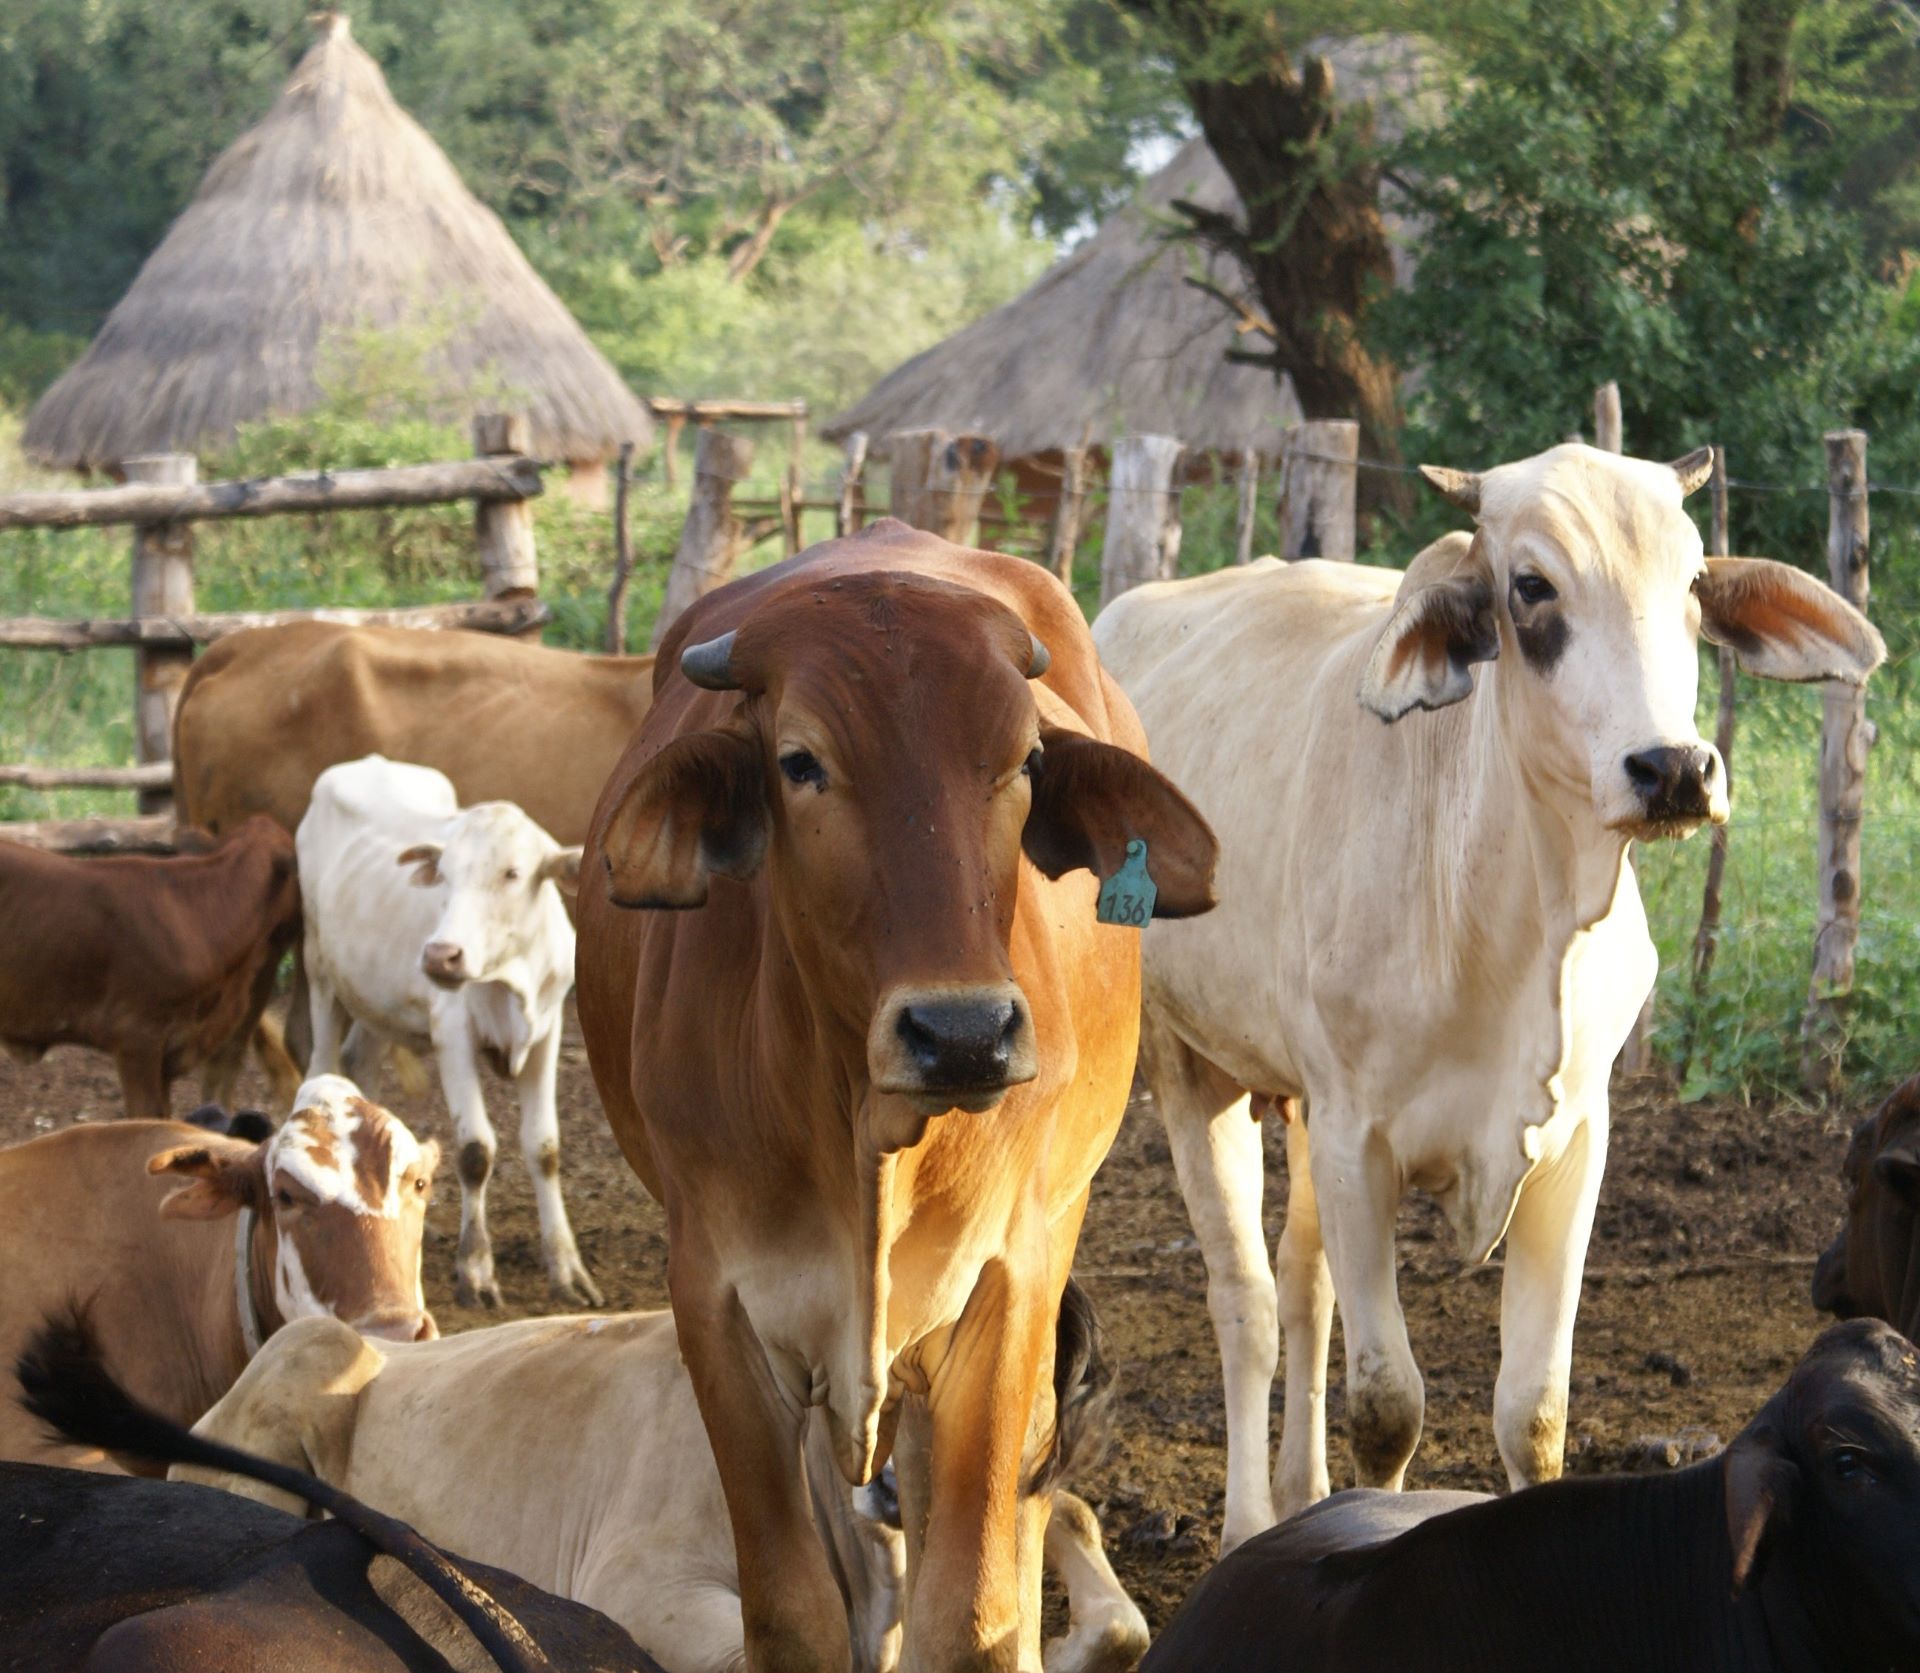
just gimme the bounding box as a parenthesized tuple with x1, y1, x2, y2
(0, 455, 542, 533)
(0, 596, 550, 651)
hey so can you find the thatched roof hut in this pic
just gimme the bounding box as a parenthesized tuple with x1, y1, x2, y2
(24, 13, 652, 474)
(824, 137, 1296, 467)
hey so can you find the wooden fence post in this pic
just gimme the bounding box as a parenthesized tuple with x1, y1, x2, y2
(1099, 435, 1184, 609)
(783, 406, 809, 557)
(1046, 444, 1092, 588)
(1802, 428, 1872, 1093)
(1235, 444, 1261, 566)
(1691, 445, 1736, 997)
(472, 414, 538, 602)
(1594, 381, 1623, 454)
(651, 428, 753, 651)
(1277, 420, 1357, 561)
(888, 430, 1001, 545)
(604, 441, 636, 654)
(661, 412, 687, 489)
(836, 433, 868, 538)
(123, 453, 195, 815)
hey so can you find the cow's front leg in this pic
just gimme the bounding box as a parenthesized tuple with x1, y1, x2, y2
(113, 1045, 169, 1120)
(513, 1025, 601, 1306)
(1495, 1112, 1606, 1487)
(434, 1024, 501, 1309)
(1312, 1125, 1422, 1489)
(304, 972, 349, 1076)
(1274, 1108, 1333, 1516)
(1040, 1491, 1148, 1673)
(895, 1258, 1052, 1673)
(673, 1269, 852, 1673)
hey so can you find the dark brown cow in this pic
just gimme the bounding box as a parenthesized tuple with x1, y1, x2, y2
(171, 619, 656, 1097)
(0, 1076, 438, 1471)
(1142, 1319, 1920, 1673)
(7, 1316, 662, 1672)
(1814, 1072, 1920, 1341)
(578, 521, 1218, 1671)
(0, 816, 301, 1116)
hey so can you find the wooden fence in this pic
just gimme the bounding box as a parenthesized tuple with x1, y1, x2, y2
(0, 412, 551, 851)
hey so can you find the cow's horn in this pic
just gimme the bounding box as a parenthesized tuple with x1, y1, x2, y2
(1025, 633, 1051, 679)
(1669, 447, 1715, 498)
(680, 631, 740, 691)
(1418, 464, 1481, 516)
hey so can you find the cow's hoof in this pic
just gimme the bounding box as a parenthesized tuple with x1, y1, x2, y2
(455, 1275, 502, 1309)
(551, 1267, 604, 1308)
(1044, 1620, 1151, 1673)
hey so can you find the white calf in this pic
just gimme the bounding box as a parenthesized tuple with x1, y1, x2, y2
(297, 755, 597, 1307)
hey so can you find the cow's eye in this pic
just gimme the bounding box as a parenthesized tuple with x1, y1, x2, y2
(1512, 572, 1557, 606)
(1022, 748, 1043, 778)
(779, 750, 826, 790)
(1832, 1446, 1872, 1482)
(503, 867, 520, 883)
(413, 1175, 430, 1196)
(275, 1188, 293, 1209)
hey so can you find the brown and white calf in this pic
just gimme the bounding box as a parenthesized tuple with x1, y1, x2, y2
(0, 1074, 439, 1470)
(0, 815, 302, 1117)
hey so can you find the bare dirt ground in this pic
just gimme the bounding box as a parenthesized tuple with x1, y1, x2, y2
(0, 1004, 1858, 1637)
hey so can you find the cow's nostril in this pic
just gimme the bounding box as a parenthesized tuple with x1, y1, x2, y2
(1624, 751, 1664, 794)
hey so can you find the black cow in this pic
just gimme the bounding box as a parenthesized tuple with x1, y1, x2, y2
(1814, 1073, 1920, 1341)
(1143, 1320, 1920, 1673)
(6, 1315, 664, 1672)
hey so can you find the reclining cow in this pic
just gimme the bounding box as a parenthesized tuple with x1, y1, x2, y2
(8, 1314, 662, 1672)
(299, 755, 596, 1307)
(1814, 1072, 1920, 1341)
(171, 619, 656, 1102)
(0, 1074, 437, 1469)
(1093, 444, 1885, 1547)
(180, 1279, 1147, 1673)
(1141, 1318, 1920, 1671)
(0, 815, 301, 1116)
(578, 521, 1218, 1669)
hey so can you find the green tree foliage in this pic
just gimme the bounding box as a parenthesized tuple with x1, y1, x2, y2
(1366, 0, 1920, 549)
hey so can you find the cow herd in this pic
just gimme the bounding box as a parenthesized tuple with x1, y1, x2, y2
(0, 443, 1915, 1672)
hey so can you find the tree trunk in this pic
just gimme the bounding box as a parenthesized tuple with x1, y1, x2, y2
(1099, 436, 1184, 609)
(887, 431, 1001, 546)
(1133, 6, 1403, 503)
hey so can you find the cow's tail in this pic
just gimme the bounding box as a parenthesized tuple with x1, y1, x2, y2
(1029, 1275, 1115, 1495)
(16, 1308, 552, 1673)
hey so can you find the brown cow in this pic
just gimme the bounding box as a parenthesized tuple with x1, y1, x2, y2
(1813, 1072, 1920, 1342)
(0, 1074, 439, 1471)
(171, 619, 655, 1099)
(578, 521, 1219, 1671)
(0, 815, 301, 1116)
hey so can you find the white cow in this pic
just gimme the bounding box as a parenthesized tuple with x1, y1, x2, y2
(297, 755, 598, 1308)
(181, 1309, 1150, 1673)
(1093, 444, 1884, 1549)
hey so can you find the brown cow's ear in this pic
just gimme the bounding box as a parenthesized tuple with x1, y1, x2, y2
(601, 729, 768, 910)
(1697, 558, 1885, 685)
(1723, 1421, 1797, 1594)
(396, 843, 443, 887)
(1872, 1139, 1920, 1209)
(149, 1142, 265, 1220)
(1022, 729, 1218, 918)
(1361, 536, 1499, 721)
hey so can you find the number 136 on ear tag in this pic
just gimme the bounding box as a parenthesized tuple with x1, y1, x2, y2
(1096, 839, 1156, 928)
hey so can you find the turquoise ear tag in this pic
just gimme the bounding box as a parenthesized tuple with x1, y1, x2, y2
(1096, 839, 1156, 927)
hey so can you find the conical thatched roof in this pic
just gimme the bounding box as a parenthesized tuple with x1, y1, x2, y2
(824, 137, 1297, 463)
(25, 14, 652, 471)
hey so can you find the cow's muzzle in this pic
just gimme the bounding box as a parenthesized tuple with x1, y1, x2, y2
(421, 942, 469, 989)
(1621, 743, 1722, 833)
(356, 1307, 438, 1343)
(869, 983, 1037, 1113)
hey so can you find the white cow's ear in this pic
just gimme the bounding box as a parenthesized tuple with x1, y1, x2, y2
(1360, 574, 1499, 722)
(396, 843, 443, 887)
(539, 847, 584, 893)
(1697, 558, 1885, 685)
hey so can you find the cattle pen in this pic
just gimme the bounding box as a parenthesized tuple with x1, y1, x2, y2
(0, 412, 550, 853)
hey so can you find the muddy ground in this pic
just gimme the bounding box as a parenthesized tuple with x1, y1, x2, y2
(0, 1006, 1858, 1636)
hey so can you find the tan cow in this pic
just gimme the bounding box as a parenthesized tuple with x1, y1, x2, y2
(1093, 445, 1884, 1550)
(181, 1298, 1149, 1673)
(170, 619, 655, 1100)
(0, 1074, 439, 1470)
(578, 522, 1218, 1671)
